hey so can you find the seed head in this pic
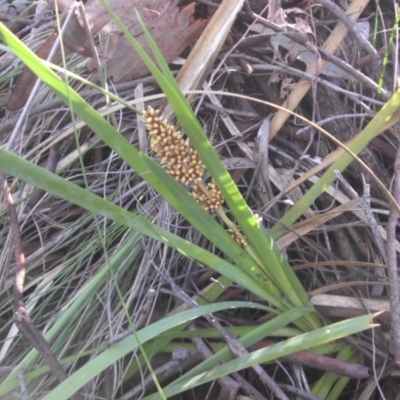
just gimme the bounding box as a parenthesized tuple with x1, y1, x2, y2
(231, 230, 248, 247)
(143, 107, 204, 185)
(143, 106, 224, 212)
(190, 182, 224, 212)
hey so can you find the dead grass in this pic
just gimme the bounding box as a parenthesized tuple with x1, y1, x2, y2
(0, 0, 399, 399)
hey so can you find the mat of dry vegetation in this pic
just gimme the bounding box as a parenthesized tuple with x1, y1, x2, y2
(0, 0, 400, 399)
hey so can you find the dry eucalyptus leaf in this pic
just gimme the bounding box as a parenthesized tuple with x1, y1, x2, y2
(0, 0, 34, 32)
(7, 0, 206, 110)
(6, 0, 103, 111)
(87, 1, 208, 83)
(251, 24, 352, 80)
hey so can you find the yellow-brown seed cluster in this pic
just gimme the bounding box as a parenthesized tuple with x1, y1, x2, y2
(231, 230, 248, 247)
(191, 182, 224, 212)
(143, 106, 224, 212)
(143, 107, 204, 185)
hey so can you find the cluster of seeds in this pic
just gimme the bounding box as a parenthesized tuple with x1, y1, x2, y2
(191, 182, 225, 212)
(231, 230, 248, 248)
(143, 106, 224, 212)
(143, 107, 204, 184)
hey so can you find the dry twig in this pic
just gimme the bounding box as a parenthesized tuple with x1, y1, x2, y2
(0, 172, 83, 400)
(162, 283, 290, 400)
(386, 142, 400, 365)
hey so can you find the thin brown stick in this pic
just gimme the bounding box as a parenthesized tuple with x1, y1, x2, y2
(117, 347, 194, 400)
(104, 367, 113, 400)
(0, 172, 83, 400)
(232, 372, 269, 400)
(241, 11, 391, 101)
(252, 339, 370, 379)
(163, 284, 290, 400)
(203, 307, 290, 399)
(278, 384, 323, 400)
(386, 142, 400, 365)
(334, 171, 387, 264)
(315, 0, 380, 64)
(189, 324, 241, 400)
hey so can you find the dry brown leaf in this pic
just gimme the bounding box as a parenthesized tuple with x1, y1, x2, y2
(87, 1, 207, 83)
(6, 2, 78, 111)
(276, 199, 360, 249)
(6, 0, 105, 111)
(0, 0, 35, 32)
(7, 0, 207, 110)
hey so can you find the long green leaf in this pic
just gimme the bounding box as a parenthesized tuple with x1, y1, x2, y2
(143, 313, 376, 399)
(170, 306, 311, 387)
(0, 148, 279, 306)
(1, 231, 142, 388)
(86, 6, 318, 325)
(0, 22, 293, 309)
(271, 88, 400, 239)
(39, 301, 271, 400)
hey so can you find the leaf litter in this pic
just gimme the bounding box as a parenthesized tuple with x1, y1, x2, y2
(7, 0, 207, 110)
(1, 0, 400, 398)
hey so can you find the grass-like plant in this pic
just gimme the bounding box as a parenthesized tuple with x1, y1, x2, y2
(0, 5, 384, 399)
